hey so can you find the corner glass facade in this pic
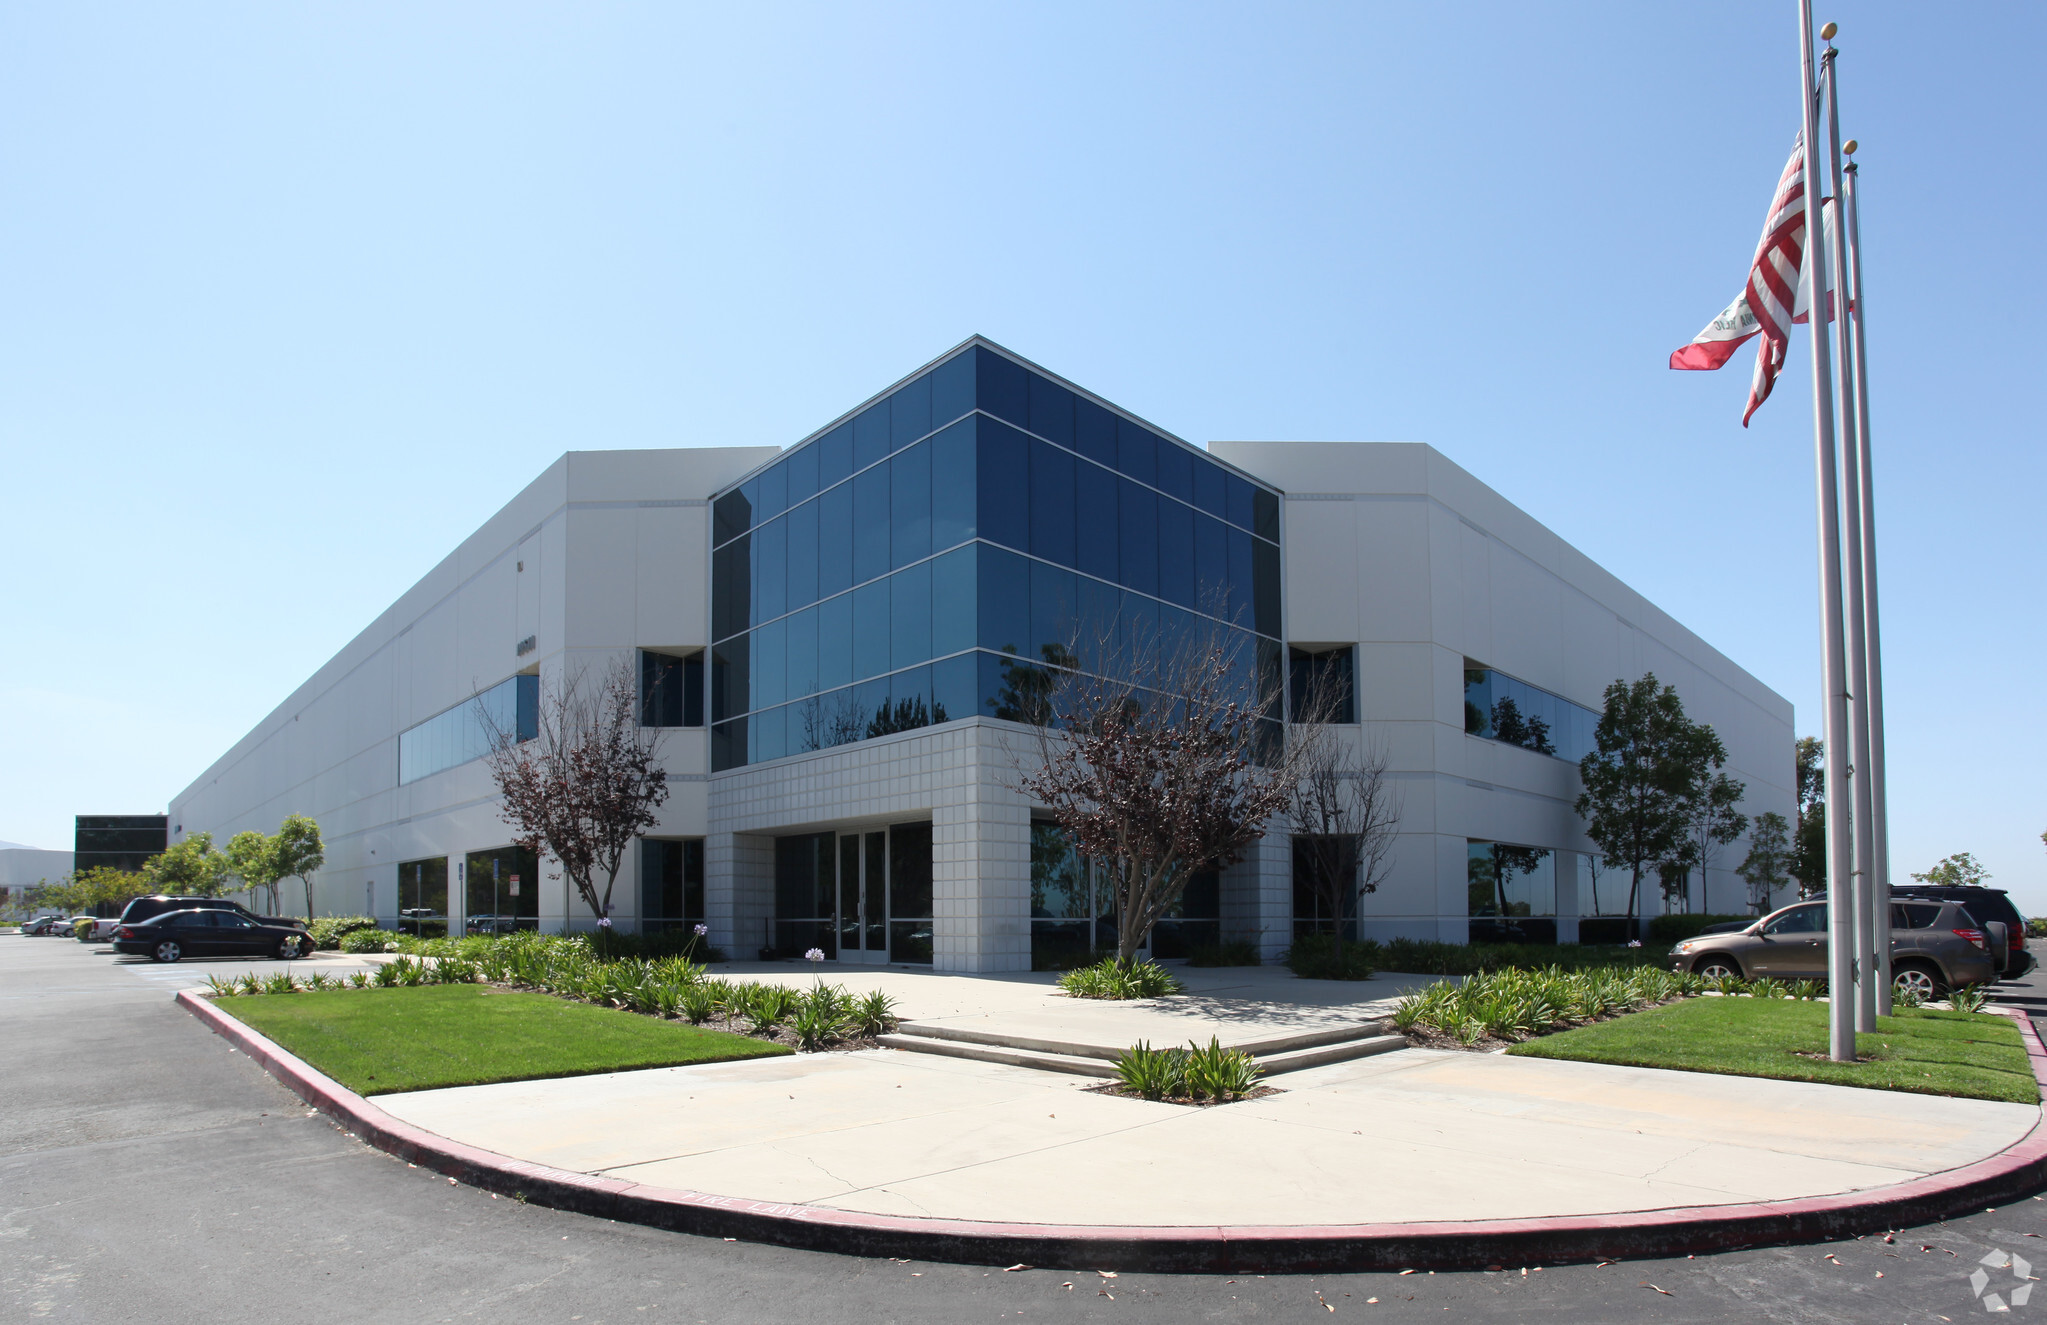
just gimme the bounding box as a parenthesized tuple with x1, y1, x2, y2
(398, 675, 538, 785)
(1462, 662, 1598, 764)
(74, 814, 168, 874)
(708, 345, 1283, 770)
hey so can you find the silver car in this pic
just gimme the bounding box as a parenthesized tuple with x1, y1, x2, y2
(1669, 898, 1996, 999)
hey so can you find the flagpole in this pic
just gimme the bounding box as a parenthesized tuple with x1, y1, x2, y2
(1799, 0, 1857, 1062)
(1841, 147, 1893, 1014)
(1820, 35, 1879, 1034)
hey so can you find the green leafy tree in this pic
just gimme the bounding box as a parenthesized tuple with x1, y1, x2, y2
(1738, 811, 1793, 915)
(1573, 674, 1704, 942)
(1671, 759, 1747, 914)
(141, 833, 231, 897)
(1790, 736, 1826, 897)
(1910, 852, 1991, 888)
(224, 830, 281, 915)
(271, 816, 326, 920)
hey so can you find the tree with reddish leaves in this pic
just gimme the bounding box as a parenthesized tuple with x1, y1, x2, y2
(483, 658, 670, 928)
(1014, 609, 1310, 966)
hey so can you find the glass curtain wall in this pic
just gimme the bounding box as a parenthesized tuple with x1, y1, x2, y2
(639, 838, 705, 932)
(709, 345, 1284, 771)
(399, 675, 538, 784)
(463, 846, 539, 934)
(396, 857, 449, 937)
(1462, 662, 1599, 765)
(1466, 840, 1557, 944)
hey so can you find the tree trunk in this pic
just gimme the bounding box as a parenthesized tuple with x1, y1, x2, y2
(1626, 865, 1642, 944)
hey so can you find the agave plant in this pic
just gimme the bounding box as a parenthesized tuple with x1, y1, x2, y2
(678, 983, 719, 1025)
(849, 988, 899, 1038)
(1181, 1037, 1262, 1102)
(262, 971, 300, 995)
(1948, 985, 1988, 1014)
(1113, 1042, 1189, 1100)
(348, 970, 371, 989)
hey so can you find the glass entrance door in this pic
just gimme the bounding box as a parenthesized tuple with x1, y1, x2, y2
(837, 831, 890, 963)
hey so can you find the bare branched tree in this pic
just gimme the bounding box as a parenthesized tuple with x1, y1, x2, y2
(1288, 673, 1401, 966)
(483, 657, 671, 927)
(1012, 603, 1313, 965)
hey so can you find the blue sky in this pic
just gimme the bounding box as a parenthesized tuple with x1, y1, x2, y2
(2, 3, 2040, 908)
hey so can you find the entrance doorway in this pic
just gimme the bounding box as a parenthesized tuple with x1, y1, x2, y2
(772, 822, 933, 965)
(837, 831, 889, 964)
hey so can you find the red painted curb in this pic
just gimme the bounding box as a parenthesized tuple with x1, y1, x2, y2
(179, 989, 2047, 1273)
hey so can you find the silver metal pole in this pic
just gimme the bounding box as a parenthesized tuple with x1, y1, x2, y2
(1821, 44, 1878, 1033)
(1842, 155, 1893, 1013)
(1800, 0, 1857, 1062)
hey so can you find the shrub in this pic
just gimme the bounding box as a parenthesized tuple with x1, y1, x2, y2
(204, 974, 240, 997)
(236, 972, 264, 996)
(340, 928, 401, 954)
(262, 972, 300, 995)
(1375, 937, 1665, 977)
(1113, 1042, 1189, 1100)
(1186, 940, 1262, 968)
(2029, 918, 2047, 939)
(789, 995, 848, 1051)
(1059, 958, 1185, 1001)
(306, 915, 378, 950)
(1392, 964, 1701, 1044)
(1647, 914, 1754, 946)
(1948, 985, 1989, 1014)
(1893, 982, 1925, 1009)
(1747, 977, 1788, 1000)
(371, 961, 402, 988)
(348, 971, 371, 989)
(1182, 1037, 1263, 1101)
(1791, 979, 1825, 1001)
(851, 989, 900, 1038)
(1282, 935, 1383, 981)
(678, 983, 718, 1025)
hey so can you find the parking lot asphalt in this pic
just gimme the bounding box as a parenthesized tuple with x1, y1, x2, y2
(7, 931, 2047, 1324)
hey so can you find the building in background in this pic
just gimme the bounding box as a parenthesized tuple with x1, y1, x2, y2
(73, 815, 166, 875)
(0, 843, 75, 915)
(167, 338, 1795, 969)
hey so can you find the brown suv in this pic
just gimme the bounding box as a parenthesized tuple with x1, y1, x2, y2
(1668, 898, 1995, 999)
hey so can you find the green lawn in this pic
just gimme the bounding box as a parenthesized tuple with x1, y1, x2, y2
(1507, 997, 2037, 1104)
(220, 985, 789, 1095)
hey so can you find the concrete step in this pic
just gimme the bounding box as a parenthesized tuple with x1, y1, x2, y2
(875, 1033, 1117, 1077)
(889, 1022, 1123, 1062)
(1257, 1034, 1409, 1075)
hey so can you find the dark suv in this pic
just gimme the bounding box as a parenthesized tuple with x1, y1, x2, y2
(118, 896, 306, 931)
(1890, 885, 2033, 979)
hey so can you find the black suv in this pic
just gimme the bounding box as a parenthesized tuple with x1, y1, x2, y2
(117, 896, 306, 931)
(1891, 885, 2033, 979)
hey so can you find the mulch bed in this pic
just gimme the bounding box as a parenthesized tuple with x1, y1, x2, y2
(1083, 1083, 1284, 1107)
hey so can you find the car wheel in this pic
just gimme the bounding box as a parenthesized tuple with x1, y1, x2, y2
(1893, 962, 1944, 1001)
(152, 941, 182, 964)
(1693, 956, 1743, 980)
(277, 935, 306, 960)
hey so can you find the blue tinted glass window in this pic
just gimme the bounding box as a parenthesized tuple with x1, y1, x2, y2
(817, 482, 853, 598)
(712, 637, 748, 720)
(1158, 498, 1194, 608)
(931, 350, 974, 427)
(1253, 488, 1280, 542)
(713, 535, 750, 639)
(785, 498, 819, 611)
(977, 650, 1009, 720)
(978, 544, 1031, 658)
(977, 416, 1030, 552)
(754, 619, 787, 710)
(713, 489, 752, 545)
(786, 606, 818, 701)
(1191, 456, 1226, 518)
(712, 717, 744, 771)
(1156, 444, 1193, 503)
(754, 517, 787, 622)
(1028, 439, 1076, 567)
(890, 440, 931, 570)
(1226, 474, 1255, 531)
(891, 561, 932, 670)
(1077, 577, 1121, 666)
(1118, 478, 1159, 597)
(1027, 374, 1074, 445)
(1193, 512, 1228, 614)
(785, 443, 819, 507)
(1117, 419, 1156, 486)
(853, 465, 890, 584)
(891, 375, 932, 447)
(756, 462, 787, 523)
(853, 400, 891, 470)
(930, 417, 976, 549)
(816, 592, 852, 692)
(930, 543, 976, 657)
(933, 652, 976, 724)
(1074, 397, 1117, 468)
(1253, 538, 1281, 637)
(852, 579, 890, 681)
(1226, 527, 1253, 627)
(751, 704, 786, 764)
(975, 347, 1028, 426)
(1075, 460, 1118, 583)
(852, 676, 889, 734)
(817, 422, 853, 488)
(1031, 561, 1078, 663)
(888, 664, 933, 731)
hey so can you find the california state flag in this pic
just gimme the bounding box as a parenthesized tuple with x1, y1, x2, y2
(1670, 135, 1837, 426)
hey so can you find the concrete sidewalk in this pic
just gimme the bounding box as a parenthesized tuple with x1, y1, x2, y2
(374, 1039, 2038, 1228)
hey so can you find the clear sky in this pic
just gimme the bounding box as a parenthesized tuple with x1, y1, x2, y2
(2, 4, 2040, 908)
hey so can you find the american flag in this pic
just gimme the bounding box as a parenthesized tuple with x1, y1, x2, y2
(1669, 137, 1811, 427)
